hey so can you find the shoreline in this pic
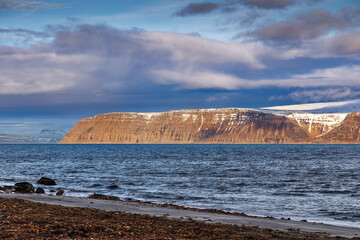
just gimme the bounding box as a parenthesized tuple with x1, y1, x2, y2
(1, 193, 359, 238)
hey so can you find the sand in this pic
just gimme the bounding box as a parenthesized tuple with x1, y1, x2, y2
(1, 193, 359, 238)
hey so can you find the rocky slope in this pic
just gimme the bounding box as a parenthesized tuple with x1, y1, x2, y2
(60, 108, 356, 144)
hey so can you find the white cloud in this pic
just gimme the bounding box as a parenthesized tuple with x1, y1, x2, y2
(136, 32, 268, 69)
(152, 70, 247, 90)
(276, 31, 360, 59)
(0, 50, 98, 94)
(286, 88, 360, 102)
(153, 65, 360, 90)
(262, 99, 360, 111)
(206, 95, 228, 103)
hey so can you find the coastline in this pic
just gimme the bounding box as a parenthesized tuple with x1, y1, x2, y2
(1, 193, 359, 239)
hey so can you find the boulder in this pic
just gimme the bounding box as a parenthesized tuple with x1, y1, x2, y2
(107, 184, 119, 190)
(35, 187, 45, 194)
(37, 177, 56, 185)
(88, 193, 120, 201)
(56, 189, 64, 196)
(0, 186, 13, 193)
(14, 182, 34, 193)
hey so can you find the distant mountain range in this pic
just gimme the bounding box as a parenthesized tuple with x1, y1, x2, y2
(60, 108, 360, 144)
(0, 134, 35, 144)
(0, 129, 67, 144)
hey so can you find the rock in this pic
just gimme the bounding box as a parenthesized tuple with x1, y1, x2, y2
(14, 182, 34, 193)
(107, 184, 119, 190)
(37, 177, 56, 185)
(49, 189, 56, 193)
(88, 193, 120, 201)
(0, 186, 14, 193)
(88, 184, 102, 188)
(35, 187, 45, 194)
(56, 189, 65, 196)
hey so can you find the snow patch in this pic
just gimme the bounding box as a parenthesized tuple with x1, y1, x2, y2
(138, 113, 161, 119)
(288, 113, 347, 132)
(198, 114, 204, 132)
(181, 114, 196, 122)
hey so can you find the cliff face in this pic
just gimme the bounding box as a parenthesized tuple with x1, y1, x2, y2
(60, 108, 356, 144)
(315, 112, 360, 143)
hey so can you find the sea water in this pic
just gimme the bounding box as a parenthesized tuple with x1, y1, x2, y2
(0, 144, 359, 228)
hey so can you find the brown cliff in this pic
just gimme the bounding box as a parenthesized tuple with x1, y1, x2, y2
(61, 108, 351, 144)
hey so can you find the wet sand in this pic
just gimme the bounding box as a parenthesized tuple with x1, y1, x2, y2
(1, 193, 359, 239)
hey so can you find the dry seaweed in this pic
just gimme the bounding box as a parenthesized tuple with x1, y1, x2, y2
(0, 197, 353, 240)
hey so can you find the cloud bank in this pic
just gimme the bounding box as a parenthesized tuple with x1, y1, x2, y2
(174, 2, 219, 16)
(1, 23, 359, 106)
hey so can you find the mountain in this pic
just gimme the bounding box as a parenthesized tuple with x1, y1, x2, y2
(0, 134, 35, 144)
(0, 129, 67, 144)
(60, 108, 356, 144)
(30, 129, 68, 143)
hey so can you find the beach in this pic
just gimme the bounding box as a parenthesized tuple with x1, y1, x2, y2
(1, 193, 359, 239)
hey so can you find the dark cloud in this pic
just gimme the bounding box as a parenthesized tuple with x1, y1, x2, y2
(248, 9, 349, 41)
(238, 0, 296, 9)
(174, 2, 220, 16)
(173, 0, 297, 17)
(0, 28, 50, 38)
(306, 0, 326, 6)
(238, 10, 262, 26)
(66, 17, 81, 22)
(322, 31, 360, 55)
(0, 0, 66, 12)
(341, 5, 360, 22)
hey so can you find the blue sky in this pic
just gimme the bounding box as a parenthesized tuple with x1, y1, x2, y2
(1, 0, 360, 134)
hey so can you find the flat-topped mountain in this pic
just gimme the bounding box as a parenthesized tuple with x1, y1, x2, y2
(60, 108, 357, 144)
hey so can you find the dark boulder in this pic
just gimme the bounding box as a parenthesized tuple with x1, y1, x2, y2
(56, 189, 65, 196)
(0, 186, 14, 193)
(37, 177, 56, 185)
(88, 193, 120, 201)
(14, 182, 34, 193)
(35, 187, 45, 194)
(107, 184, 119, 190)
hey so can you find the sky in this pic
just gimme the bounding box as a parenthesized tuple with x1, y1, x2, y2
(1, 0, 360, 134)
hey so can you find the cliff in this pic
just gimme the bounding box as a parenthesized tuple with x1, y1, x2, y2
(60, 108, 356, 144)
